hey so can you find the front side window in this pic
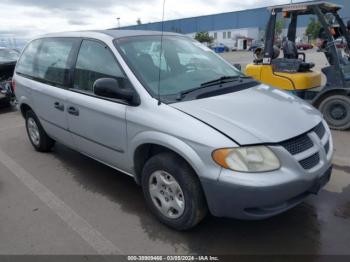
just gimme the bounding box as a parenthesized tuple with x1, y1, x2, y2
(116, 36, 241, 101)
(73, 40, 126, 92)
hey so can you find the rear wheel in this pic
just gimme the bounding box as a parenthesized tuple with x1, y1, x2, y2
(141, 153, 207, 230)
(25, 110, 55, 152)
(319, 95, 350, 130)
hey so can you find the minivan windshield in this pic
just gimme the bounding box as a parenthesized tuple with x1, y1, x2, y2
(115, 36, 243, 101)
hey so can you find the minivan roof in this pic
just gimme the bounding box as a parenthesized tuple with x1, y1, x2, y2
(39, 30, 181, 39)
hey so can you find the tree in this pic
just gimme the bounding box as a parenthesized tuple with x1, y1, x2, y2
(275, 19, 284, 38)
(136, 18, 142, 25)
(194, 32, 214, 44)
(305, 17, 322, 40)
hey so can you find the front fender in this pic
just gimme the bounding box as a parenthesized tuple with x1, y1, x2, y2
(313, 88, 350, 107)
(129, 131, 222, 181)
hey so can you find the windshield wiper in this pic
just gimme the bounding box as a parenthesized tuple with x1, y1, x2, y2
(176, 75, 245, 101)
(200, 75, 242, 87)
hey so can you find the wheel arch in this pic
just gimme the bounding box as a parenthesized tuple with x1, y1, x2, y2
(313, 88, 350, 108)
(20, 103, 33, 118)
(130, 132, 208, 185)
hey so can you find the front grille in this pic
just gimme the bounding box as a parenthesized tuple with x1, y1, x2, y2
(281, 134, 314, 155)
(313, 122, 326, 139)
(324, 141, 330, 155)
(279, 122, 329, 171)
(299, 153, 320, 170)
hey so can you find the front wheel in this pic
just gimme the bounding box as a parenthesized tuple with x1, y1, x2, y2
(141, 153, 207, 230)
(319, 95, 350, 130)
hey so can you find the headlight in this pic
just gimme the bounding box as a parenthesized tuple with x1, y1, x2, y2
(212, 146, 280, 172)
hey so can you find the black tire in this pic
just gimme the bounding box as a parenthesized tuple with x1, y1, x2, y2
(25, 110, 55, 152)
(319, 95, 350, 131)
(141, 153, 207, 230)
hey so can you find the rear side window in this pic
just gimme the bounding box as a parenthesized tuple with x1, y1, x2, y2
(36, 39, 76, 85)
(16, 40, 41, 77)
(16, 38, 77, 86)
(73, 40, 126, 92)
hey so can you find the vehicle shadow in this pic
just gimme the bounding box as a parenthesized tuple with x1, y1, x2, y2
(50, 143, 341, 255)
(0, 105, 17, 115)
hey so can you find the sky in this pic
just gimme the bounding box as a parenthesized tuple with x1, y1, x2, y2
(0, 0, 305, 41)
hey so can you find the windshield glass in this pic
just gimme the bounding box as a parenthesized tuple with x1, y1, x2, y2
(0, 49, 20, 63)
(115, 36, 242, 99)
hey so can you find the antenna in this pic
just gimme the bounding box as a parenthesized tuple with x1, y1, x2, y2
(157, 0, 166, 106)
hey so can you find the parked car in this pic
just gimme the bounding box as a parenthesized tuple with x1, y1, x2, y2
(0, 48, 19, 107)
(210, 43, 231, 53)
(248, 41, 264, 52)
(14, 31, 333, 230)
(296, 42, 313, 50)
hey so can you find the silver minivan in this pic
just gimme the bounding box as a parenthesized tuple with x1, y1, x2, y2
(14, 30, 333, 230)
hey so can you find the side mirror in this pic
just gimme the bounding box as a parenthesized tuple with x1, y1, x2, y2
(93, 78, 137, 105)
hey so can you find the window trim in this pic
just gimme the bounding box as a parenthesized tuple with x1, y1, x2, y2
(69, 88, 130, 106)
(16, 71, 68, 89)
(69, 37, 140, 106)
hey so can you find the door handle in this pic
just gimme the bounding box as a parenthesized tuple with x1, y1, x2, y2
(54, 102, 64, 111)
(68, 106, 79, 116)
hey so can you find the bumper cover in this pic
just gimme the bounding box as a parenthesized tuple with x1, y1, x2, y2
(201, 161, 332, 220)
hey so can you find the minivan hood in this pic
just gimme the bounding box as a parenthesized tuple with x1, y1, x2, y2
(172, 84, 322, 145)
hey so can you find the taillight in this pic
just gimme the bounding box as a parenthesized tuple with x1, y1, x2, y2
(11, 79, 16, 92)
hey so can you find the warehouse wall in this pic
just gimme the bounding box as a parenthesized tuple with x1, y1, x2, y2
(120, 7, 269, 33)
(118, 0, 349, 47)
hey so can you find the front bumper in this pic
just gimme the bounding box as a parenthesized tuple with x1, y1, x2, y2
(201, 124, 333, 220)
(201, 164, 332, 219)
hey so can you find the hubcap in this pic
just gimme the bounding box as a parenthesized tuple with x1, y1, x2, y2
(27, 118, 40, 146)
(330, 104, 347, 120)
(148, 171, 185, 219)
